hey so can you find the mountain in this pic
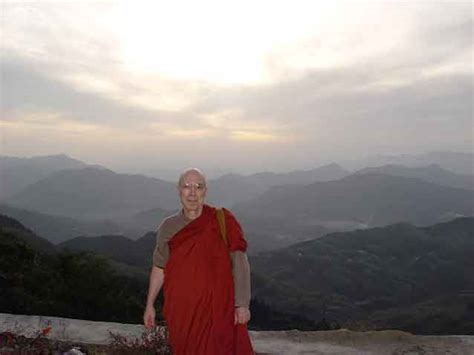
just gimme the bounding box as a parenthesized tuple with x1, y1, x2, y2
(59, 231, 157, 268)
(0, 214, 56, 254)
(250, 217, 474, 334)
(0, 215, 148, 323)
(233, 173, 474, 228)
(246, 163, 350, 186)
(341, 151, 473, 175)
(0, 215, 316, 331)
(0, 204, 125, 244)
(207, 163, 350, 207)
(59, 235, 148, 267)
(239, 214, 331, 254)
(5, 167, 179, 219)
(125, 207, 175, 235)
(355, 164, 474, 190)
(0, 204, 174, 243)
(55, 215, 474, 333)
(0, 154, 93, 200)
(206, 173, 265, 207)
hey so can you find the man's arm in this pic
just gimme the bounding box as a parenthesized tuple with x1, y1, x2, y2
(143, 266, 164, 329)
(231, 250, 251, 324)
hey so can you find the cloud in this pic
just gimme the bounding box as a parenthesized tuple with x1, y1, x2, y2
(1, 1, 472, 173)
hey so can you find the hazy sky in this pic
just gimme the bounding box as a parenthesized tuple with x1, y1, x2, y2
(1, 1, 472, 175)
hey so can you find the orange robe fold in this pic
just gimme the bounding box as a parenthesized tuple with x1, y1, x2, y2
(163, 204, 254, 355)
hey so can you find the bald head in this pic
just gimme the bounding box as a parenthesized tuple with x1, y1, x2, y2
(178, 168, 207, 188)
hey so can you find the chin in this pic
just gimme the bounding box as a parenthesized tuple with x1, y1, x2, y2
(186, 203, 201, 210)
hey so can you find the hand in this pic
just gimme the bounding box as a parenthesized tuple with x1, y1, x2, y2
(234, 307, 251, 325)
(143, 305, 156, 329)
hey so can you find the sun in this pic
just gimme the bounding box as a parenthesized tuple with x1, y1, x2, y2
(111, 1, 268, 85)
(108, 1, 338, 85)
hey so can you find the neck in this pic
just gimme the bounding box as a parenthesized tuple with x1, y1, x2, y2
(183, 205, 204, 220)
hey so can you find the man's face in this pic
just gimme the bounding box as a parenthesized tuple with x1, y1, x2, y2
(178, 170, 207, 213)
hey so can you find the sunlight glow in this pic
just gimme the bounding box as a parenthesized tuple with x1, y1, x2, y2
(230, 130, 283, 142)
(111, 0, 340, 84)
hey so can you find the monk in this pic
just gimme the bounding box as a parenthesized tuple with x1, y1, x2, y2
(143, 168, 254, 354)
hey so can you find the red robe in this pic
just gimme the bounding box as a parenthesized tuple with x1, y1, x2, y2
(163, 204, 254, 355)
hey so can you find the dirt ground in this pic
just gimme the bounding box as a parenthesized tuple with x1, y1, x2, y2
(250, 329, 474, 354)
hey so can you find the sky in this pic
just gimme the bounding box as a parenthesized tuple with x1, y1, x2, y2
(1, 0, 473, 176)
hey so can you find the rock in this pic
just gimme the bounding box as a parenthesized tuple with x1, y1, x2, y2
(62, 347, 87, 355)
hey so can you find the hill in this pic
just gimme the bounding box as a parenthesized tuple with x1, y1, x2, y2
(207, 163, 349, 207)
(0, 214, 56, 254)
(341, 151, 474, 175)
(355, 164, 474, 190)
(234, 173, 474, 228)
(250, 217, 474, 334)
(5, 167, 179, 219)
(0, 154, 91, 200)
(22, 213, 474, 334)
(59, 233, 155, 268)
(0, 204, 123, 244)
(0, 215, 318, 330)
(0, 204, 173, 243)
(0, 215, 150, 323)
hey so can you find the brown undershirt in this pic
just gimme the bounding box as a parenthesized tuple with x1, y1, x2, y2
(152, 209, 251, 308)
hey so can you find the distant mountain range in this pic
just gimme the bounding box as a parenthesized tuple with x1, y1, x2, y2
(342, 151, 473, 175)
(354, 164, 473, 190)
(0, 154, 92, 199)
(233, 173, 474, 228)
(207, 163, 350, 206)
(5, 166, 179, 219)
(0, 204, 122, 243)
(0, 204, 173, 243)
(2, 152, 472, 248)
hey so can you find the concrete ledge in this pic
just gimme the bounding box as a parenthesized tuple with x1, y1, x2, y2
(1, 313, 473, 354)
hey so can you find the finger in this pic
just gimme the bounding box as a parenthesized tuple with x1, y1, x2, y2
(145, 316, 155, 328)
(234, 312, 238, 325)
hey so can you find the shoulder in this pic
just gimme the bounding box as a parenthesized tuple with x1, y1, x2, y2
(221, 207, 238, 219)
(213, 205, 235, 219)
(157, 210, 182, 233)
(221, 207, 242, 227)
(221, 208, 247, 249)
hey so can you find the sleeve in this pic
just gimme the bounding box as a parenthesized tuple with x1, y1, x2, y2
(152, 220, 170, 269)
(223, 208, 247, 252)
(231, 250, 251, 308)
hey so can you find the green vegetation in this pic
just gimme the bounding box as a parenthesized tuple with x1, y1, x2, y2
(0, 216, 152, 324)
(2, 213, 473, 334)
(0, 214, 320, 331)
(250, 217, 474, 334)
